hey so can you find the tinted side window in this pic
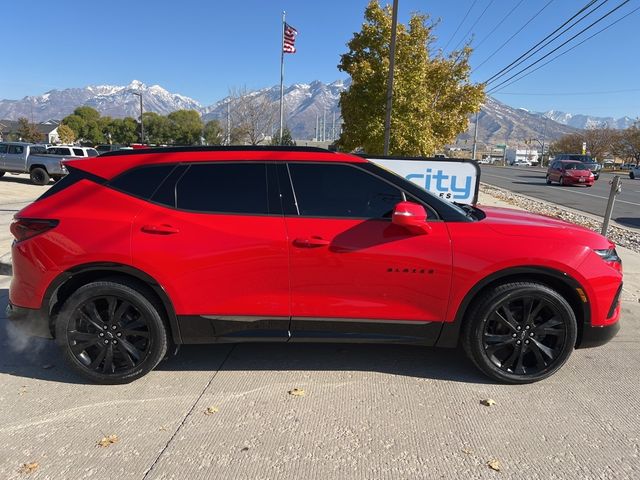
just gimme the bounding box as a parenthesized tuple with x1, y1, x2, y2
(73, 148, 84, 156)
(109, 164, 176, 200)
(86, 149, 98, 157)
(8, 145, 24, 154)
(0, 144, 8, 154)
(288, 163, 403, 218)
(176, 163, 269, 214)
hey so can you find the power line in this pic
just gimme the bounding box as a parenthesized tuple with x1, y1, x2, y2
(472, 0, 556, 73)
(487, 0, 633, 93)
(496, 88, 640, 96)
(485, 0, 605, 84)
(451, 0, 495, 52)
(474, 0, 526, 50)
(488, 3, 640, 94)
(442, 0, 478, 52)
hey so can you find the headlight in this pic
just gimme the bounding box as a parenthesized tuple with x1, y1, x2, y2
(594, 248, 621, 264)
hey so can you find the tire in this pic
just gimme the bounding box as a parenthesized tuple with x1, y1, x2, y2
(55, 279, 168, 384)
(631, 172, 635, 180)
(594, 174, 599, 180)
(545, 175, 551, 185)
(30, 167, 50, 185)
(461, 282, 577, 384)
(559, 176, 565, 186)
(0, 171, 5, 178)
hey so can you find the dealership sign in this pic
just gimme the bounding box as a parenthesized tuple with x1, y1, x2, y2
(368, 157, 480, 205)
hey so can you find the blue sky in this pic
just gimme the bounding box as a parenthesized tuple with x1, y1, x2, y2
(2, 0, 639, 118)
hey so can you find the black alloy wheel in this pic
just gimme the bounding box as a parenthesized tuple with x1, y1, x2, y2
(56, 279, 167, 384)
(462, 282, 577, 384)
(30, 167, 50, 185)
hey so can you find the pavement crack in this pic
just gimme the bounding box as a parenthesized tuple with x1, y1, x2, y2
(141, 345, 236, 479)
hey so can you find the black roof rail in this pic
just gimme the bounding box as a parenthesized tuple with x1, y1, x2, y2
(99, 145, 334, 157)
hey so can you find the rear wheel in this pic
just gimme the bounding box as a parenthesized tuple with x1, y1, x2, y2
(0, 171, 5, 178)
(30, 167, 50, 185)
(55, 279, 168, 384)
(545, 175, 552, 185)
(462, 282, 577, 384)
(631, 172, 636, 179)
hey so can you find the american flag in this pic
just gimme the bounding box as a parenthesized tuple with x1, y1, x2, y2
(283, 23, 298, 54)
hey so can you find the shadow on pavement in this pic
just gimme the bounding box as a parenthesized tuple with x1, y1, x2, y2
(614, 217, 640, 229)
(0, 287, 491, 386)
(0, 177, 52, 186)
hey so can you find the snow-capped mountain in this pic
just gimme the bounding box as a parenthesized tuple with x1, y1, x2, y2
(0, 80, 202, 121)
(540, 110, 635, 130)
(201, 79, 347, 139)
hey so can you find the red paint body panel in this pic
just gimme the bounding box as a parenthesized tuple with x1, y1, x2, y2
(285, 217, 452, 321)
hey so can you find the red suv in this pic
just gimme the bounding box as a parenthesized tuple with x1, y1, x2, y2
(7, 147, 622, 384)
(546, 160, 595, 186)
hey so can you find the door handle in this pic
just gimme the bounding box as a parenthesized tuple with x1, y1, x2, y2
(293, 236, 330, 248)
(141, 224, 179, 235)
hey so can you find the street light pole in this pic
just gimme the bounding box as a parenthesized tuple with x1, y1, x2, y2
(383, 0, 399, 156)
(472, 110, 480, 160)
(131, 91, 144, 144)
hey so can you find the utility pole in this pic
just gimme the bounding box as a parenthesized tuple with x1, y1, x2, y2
(226, 100, 231, 145)
(472, 110, 480, 160)
(383, 0, 399, 156)
(315, 114, 319, 141)
(540, 117, 547, 167)
(131, 91, 144, 144)
(332, 111, 336, 141)
(322, 108, 326, 142)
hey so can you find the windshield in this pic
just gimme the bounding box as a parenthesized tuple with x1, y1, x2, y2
(564, 163, 588, 170)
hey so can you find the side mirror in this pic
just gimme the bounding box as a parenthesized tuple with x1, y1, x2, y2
(392, 201, 431, 234)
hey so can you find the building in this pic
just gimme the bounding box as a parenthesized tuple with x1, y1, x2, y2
(0, 119, 60, 143)
(505, 148, 540, 165)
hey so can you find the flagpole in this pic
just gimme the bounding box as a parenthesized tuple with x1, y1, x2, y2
(279, 11, 285, 145)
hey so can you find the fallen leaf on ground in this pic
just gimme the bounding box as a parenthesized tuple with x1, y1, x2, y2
(487, 459, 502, 471)
(19, 386, 28, 396)
(480, 398, 497, 407)
(18, 462, 39, 474)
(97, 434, 119, 447)
(288, 388, 305, 397)
(240, 447, 249, 452)
(461, 448, 473, 455)
(204, 406, 219, 415)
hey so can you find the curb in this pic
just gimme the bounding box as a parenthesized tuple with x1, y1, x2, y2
(479, 182, 639, 236)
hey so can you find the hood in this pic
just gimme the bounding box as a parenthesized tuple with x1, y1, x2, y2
(476, 205, 613, 248)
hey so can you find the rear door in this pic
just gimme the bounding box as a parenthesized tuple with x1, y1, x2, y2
(5, 144, 26, 171)
(129, 161, 291, 343)
(282, 162, 452, 344)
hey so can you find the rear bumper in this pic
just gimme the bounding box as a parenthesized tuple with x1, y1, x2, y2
(578, 320, 620, 348)
(5, 302, 53, 339)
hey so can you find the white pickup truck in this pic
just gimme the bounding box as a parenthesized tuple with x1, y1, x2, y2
(0, 143, 98, 185)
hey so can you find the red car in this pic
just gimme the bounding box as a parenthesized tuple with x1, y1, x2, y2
(7, 147, 622, 384)
(546, 160, 595, 186)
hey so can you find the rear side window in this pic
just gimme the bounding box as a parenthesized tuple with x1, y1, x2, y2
(288, 163, 403, 218)
(109, 164, 176, 200)
(0, 144, 8, 154)
(176, 163, 269, 215)
(86, 149, 98, 157)
(8, 145, 24, 154)
(73, 148, 84, 156)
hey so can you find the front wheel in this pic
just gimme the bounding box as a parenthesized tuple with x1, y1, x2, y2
(30, 167, 50, 185)
(559, 176, 565, 186)
(631, 172, 636, 179)
(0, 171, 5, 178)
(462, 282, 577, 384)
(55, 279, 168, 384)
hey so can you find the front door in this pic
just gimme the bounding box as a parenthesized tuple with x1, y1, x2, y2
(282, 162, 452, 344)
(131, 162, 291, 343)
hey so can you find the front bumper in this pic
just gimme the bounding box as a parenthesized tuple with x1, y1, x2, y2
(5, 302, 53, 339)
(578, 320, 620, 348)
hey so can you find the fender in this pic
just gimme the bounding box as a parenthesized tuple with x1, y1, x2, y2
(436, 266, 589, 348)
(43, 262, 182, 344)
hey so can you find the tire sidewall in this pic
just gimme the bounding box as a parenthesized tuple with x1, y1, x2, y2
(464, 284, 578, 384)
(30, 167, 49, 185)
(55, 281, 167, 384)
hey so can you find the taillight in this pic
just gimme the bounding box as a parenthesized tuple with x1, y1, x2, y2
(10, 218, 59, 242)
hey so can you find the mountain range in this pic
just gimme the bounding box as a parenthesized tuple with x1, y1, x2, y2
(0, 80, 635, 146)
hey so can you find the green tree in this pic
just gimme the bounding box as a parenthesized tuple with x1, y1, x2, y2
(337, 1, 484, 155)
(61, 106, 104, 144)
(203, 120, 224, 145)
(110, 117, 139, 144)
(168, 109, 203, 145)
(142, 112, 172, 145)
(270, 127, 296, 146)
(16, 117, 41, 142)
(57, 124, 76, 144)
(61, 114, 85, 140)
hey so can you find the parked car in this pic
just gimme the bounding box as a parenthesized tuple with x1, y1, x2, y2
(554, 154, 601, 180)
(7, 147, 622, 384)
(629, 164, 640, 179)
(0, 142, 69, 185)
(511, 160, 532, 167)
(48, 145, 99, 158)
(546, 160, 595, 187)
(95, 144, 125, 154)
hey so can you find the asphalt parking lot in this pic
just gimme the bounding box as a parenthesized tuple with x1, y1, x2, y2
(1, 173, 639, 479)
